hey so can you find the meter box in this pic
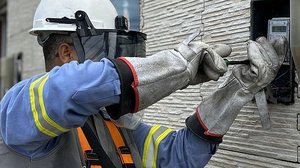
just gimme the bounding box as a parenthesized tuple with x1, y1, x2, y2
(268, 18, 290, 41)
(268, 18, 291, 63)
(266, 17, 295, 104)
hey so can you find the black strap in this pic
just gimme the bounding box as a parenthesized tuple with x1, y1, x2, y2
(81, 118, 116, 168)
(185, 113, 223, 144)
(105, 58, 135, 120)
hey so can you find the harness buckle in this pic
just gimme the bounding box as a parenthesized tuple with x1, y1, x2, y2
(84, 150, 101, 167)
(118, 146, 135, 168)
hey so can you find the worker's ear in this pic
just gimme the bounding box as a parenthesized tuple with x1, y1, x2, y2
(57, 43, 78, 63)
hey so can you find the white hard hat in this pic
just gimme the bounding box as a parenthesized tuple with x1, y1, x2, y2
(30, 0, 118, 36)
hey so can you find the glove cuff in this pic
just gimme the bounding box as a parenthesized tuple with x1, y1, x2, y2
(117, 52, 190, 112)
(187, 75, 254, 142)
(106, 58, 135, 120)
(186, 111, 223, 144)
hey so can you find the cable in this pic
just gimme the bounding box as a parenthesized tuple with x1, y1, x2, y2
(200, 0, 205, 41)
(199, 0, 206, 102)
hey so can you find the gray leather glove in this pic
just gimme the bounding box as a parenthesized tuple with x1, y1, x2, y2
(189, 44, 231, 84)
(186, 37, 286, 144)
(107, 31, 228, 119)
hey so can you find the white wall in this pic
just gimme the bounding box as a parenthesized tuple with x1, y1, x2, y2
(7, 0, 44, 79)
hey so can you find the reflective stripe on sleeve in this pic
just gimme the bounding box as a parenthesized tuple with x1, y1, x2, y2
(142, 125, 173, 168)
(29, 74, 69, 137)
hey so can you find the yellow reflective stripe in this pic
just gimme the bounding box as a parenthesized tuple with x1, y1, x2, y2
(142, 125, 160, 168)
(152, 128, 173, 168)
(38, 75, 69, 133)
(30, 74, 57, 137)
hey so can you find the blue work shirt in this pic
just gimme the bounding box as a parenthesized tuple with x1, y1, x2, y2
(0, 58, 216, 167)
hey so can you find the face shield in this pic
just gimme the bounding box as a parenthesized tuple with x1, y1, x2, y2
(71, 30, 146, 62)
(46, 10, 147, 63)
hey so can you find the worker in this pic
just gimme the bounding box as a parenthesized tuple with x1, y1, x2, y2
(0, 0, 285, 168)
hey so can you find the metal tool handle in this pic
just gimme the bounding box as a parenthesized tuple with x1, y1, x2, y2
(224, 59, 250, 66)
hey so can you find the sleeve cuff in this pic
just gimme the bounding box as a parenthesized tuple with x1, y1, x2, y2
(185, 112, 223, 144)
(106, 58, 135, 120)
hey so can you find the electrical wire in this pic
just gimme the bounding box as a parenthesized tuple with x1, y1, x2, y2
(199, 0, 205, 102)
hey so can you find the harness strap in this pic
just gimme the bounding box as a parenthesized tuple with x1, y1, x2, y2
(77, 119, 135, 168)
(77, 128, 101, 168)
(104, 120, 135, 168)
(77, 128, 91, 152)
(79, 120, 116, 168)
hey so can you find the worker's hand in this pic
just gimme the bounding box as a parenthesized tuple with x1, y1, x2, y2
(107, 30, 223, 119)
(232, 37, 286, 94)
(186, 37, 286, 144)
(173, 31, 212, 86)
(189, 44, 231, 85)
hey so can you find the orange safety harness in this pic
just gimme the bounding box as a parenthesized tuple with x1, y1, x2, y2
(77, 120, 135, 168)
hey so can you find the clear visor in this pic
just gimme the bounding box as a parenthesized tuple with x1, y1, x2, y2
(71, 30, 146, 62)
